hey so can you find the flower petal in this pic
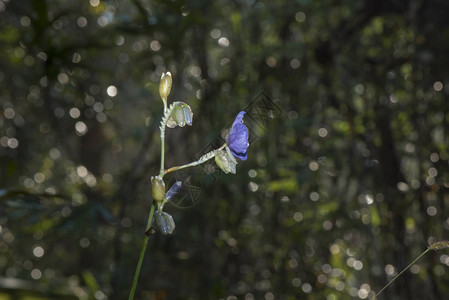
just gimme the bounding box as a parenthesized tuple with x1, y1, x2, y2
(227, 124, 248, 160)
(231, 111, 245, 129)
(226, 111, 249, 161)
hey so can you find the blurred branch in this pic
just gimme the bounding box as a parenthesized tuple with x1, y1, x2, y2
(0, 188, 68, 202)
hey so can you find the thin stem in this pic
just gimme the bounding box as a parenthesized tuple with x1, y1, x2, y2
(160, 127, 165, 177)
(164, 143, 227, 176)
(374, 248, 430, 299)
(128, 203, 156, 300)
(164, 153, 214, 174)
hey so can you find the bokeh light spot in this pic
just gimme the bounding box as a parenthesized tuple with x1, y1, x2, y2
(150, 40, 161, 51)
(210, 28, 221, 39)
(218, 37, 230, 47)
(69, 107, 81, 118)
(31, 269, 42, 280)
(75, 121, 88, 136)
(433, 81, 443, 91)
(77, 16, 88, 27)
(290, 58, 301, 69)
(90, 0, 100, 7)
(309, 161, 319, 171)
(301, 283, 312, 293)
(295, 11, 306, 22)
(427, 206, 437, 216)
(33, 246, 44, 258)
(107, 85, 117, 97)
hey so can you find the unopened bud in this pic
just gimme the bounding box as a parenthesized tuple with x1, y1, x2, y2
(166, 102, 193, 128)
(154, 211, 176, 235)
(159, 72, 172, 100)
(172, 105, 186, 127)
(182, 104, 193, 126)
(151, 176, 166, 202)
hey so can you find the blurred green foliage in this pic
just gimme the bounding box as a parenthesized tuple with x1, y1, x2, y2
(1, 0, 449, 299)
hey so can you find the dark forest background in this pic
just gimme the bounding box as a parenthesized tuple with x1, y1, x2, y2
(1, 0, 449, 299)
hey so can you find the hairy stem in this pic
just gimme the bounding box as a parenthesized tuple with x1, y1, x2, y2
(164, 143, 227, 176)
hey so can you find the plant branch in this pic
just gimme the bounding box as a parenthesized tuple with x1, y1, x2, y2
(163, 143, 226, 176)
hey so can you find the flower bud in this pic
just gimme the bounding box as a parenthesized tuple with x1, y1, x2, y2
(215, 149, 236, 174)
(151, 176, 166, 202)
(182, 104, 192, 126)
(154, 211, 176, 235)
(166, 102, 193, 128)
(172, 105, 186, 127)
(164, 181, 182, 202)
(159, 72, 172, 100)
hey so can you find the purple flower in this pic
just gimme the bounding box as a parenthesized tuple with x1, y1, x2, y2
(226, 111, 249, 161)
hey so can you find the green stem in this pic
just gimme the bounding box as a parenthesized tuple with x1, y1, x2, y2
(128, 203, 156, 300)
(375, 248, 430, 299)
(162, 98, 167, 114)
